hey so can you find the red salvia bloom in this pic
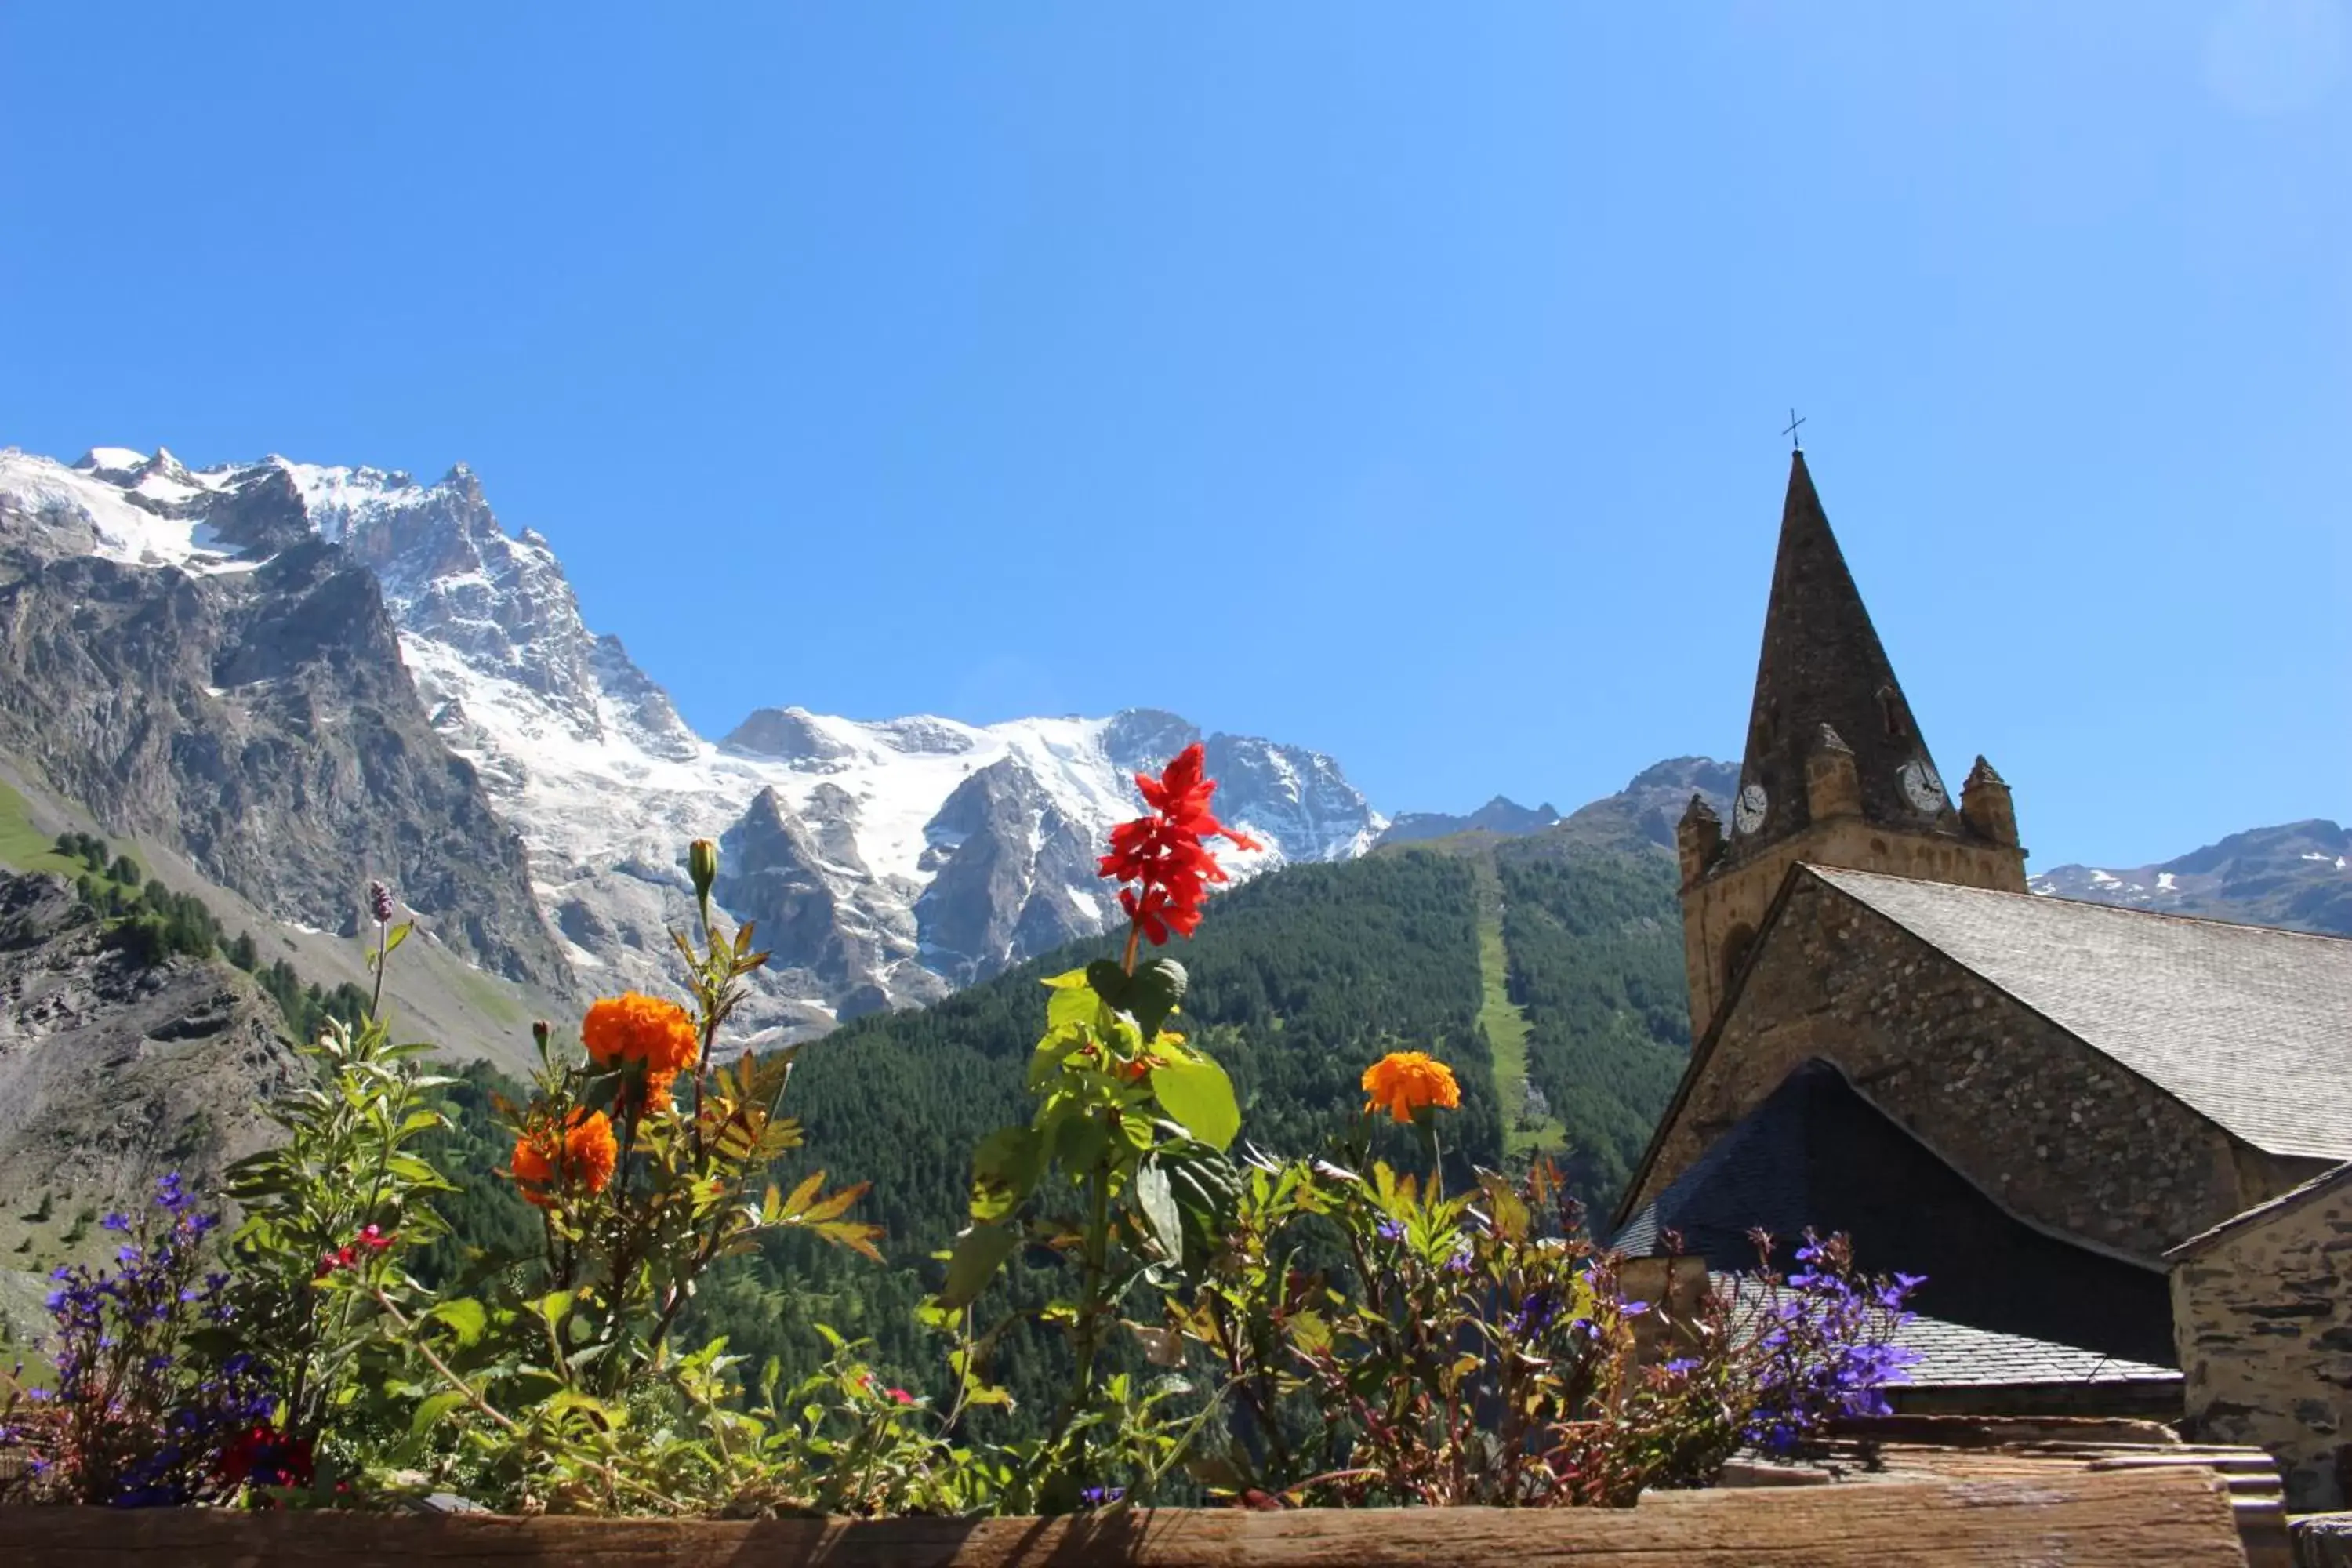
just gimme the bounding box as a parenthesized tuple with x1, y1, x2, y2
(1099, 743, 1261, 946)
(216, 1424, 315, 1490)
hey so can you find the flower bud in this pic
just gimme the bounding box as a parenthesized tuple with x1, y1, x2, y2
(532, 1019, 551, 1050)
(366, 880, 396, 926)
(688, 839, 719, 902)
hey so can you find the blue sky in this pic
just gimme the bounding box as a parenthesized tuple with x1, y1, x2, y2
(2, 3, 2346, 869)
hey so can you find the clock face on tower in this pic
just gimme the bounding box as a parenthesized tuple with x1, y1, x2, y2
(1899, 760, 1946, 814)
(1733, 783, 1767, 836)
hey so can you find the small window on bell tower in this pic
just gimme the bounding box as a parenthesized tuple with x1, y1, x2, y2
(1723, 923, 1758, 992)
(1878, 686, 1904, 738)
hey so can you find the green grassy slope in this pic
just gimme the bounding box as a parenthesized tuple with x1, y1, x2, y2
(1490, 836, 1690, 1212)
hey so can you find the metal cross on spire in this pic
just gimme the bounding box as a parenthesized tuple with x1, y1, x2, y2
(1783, 408, 1806, 451)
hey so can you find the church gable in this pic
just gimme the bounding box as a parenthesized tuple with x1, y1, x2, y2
(1616, 1058, 2176, 1367)
(1624, 866, 2296, 1266)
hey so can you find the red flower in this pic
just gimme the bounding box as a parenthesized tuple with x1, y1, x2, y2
(887, 1387, 916, 1406)
(314, 1225, 397, 1276)
(1098, 744, 1261, 946)
(217, 1424, 315, 1490)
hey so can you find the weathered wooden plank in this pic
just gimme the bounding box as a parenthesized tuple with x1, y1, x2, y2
(0, 1468, 2252, 1566)
(1831, 1414, 2187, 1448)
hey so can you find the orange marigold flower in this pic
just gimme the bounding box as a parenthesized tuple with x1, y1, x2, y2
(1361, 1051, 1461, 1124)
(510, 1109, 619, 1205)
(511, 1124, 560, 1207)
(581, 992, 702, 1074)
(564, 1110, 619, 1196)
(637, 1066, 678, 1114)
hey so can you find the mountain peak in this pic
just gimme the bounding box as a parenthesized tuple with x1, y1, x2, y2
(2033, 819, 2350, 936)
(0, 439, 1391, 1037)
(73, 446, 147, 477)
(1377, 795, 1559, 846)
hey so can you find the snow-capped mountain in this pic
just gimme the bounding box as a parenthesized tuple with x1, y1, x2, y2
(0, 446, 1385, 1043)
(2031, 818, 2352, 938)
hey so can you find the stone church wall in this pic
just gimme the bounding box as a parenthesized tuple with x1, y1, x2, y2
(1680, 819, 2027, 1035)
(2171, 1174, 2352, 1512)
(1635, 870, 2312, 1265)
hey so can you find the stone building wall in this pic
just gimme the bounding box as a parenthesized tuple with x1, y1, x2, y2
(2171, 1172, 2352, 1512)
(1634, 869, 2322, 1265)
(1679, 819, 2026, 1035)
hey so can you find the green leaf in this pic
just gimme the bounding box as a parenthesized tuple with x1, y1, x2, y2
(545, 1388, 622, 1429)
(1156, 1141, 1243, 1265)
(1052, 1109, 1109, 1171)
(1126, 957, 1187, 1040)
(410, 1390, 468, 1436)
(968, 1125, 1044, 1223)
(1083, 957, 1186, 1038)
(1044, 968, 1101, 1030)
(1132, 1163, 1181, 1261)
(936, 1222, 1017, 1310)
(428, 1297, 488, 1348)
(1151, 1054, 1240, 1151)
(383, 920, 413, 956)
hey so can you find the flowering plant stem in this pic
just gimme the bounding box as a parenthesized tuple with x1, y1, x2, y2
(933, 743, 1253, 1509)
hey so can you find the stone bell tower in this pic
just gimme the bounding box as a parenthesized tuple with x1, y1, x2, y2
(1677, 451, 2028, 1036)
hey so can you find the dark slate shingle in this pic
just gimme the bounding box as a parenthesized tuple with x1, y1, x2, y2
(1814, 866, 2352, 1160)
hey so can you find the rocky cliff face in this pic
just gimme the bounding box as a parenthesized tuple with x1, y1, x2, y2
(0, 871, 301, 1279)
(0, 454, 569, 986)
(1555, 757, 1741, 854)
(0, 448, 1386, 1043)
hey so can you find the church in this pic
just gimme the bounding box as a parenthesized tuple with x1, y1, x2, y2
(1611, 449, 2352, 1508)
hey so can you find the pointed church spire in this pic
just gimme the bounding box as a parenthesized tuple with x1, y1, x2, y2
(1730, 451, 1953, 848)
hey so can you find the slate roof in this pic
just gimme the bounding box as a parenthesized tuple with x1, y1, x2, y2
(2166, 1158, 2352, 1260)
(1888, 1312, 2180, 1390)
(1716, 1279, 2176, 1390)
(1813, 866, 2352, 1160)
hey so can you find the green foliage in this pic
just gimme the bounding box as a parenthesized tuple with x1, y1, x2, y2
(410, 1061, 543, 1288)
(665, 851, 1497, 1432)
(928, 949, 1248, 1507)
(249, 960, 374, 1051)
(1492, 840, 1690, 1215)
(622, 844, 1691, 1426)
(289, 839, 1689, 1486)
(20, 816, 1910, 1522)
(0, 788, 85, 877)
(222, 1011, 458, 1449)
(329, 863, 884, 1513)
(51, 832, 109, 875)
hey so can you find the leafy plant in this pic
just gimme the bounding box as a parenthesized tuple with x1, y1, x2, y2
(1172, 1133, 1921, 1506)
(0, 1176, 285, 1506)
(933, 744, 1255, 1509)
(223, 891, 454, 1460)
(342, 840, 882, 1512)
